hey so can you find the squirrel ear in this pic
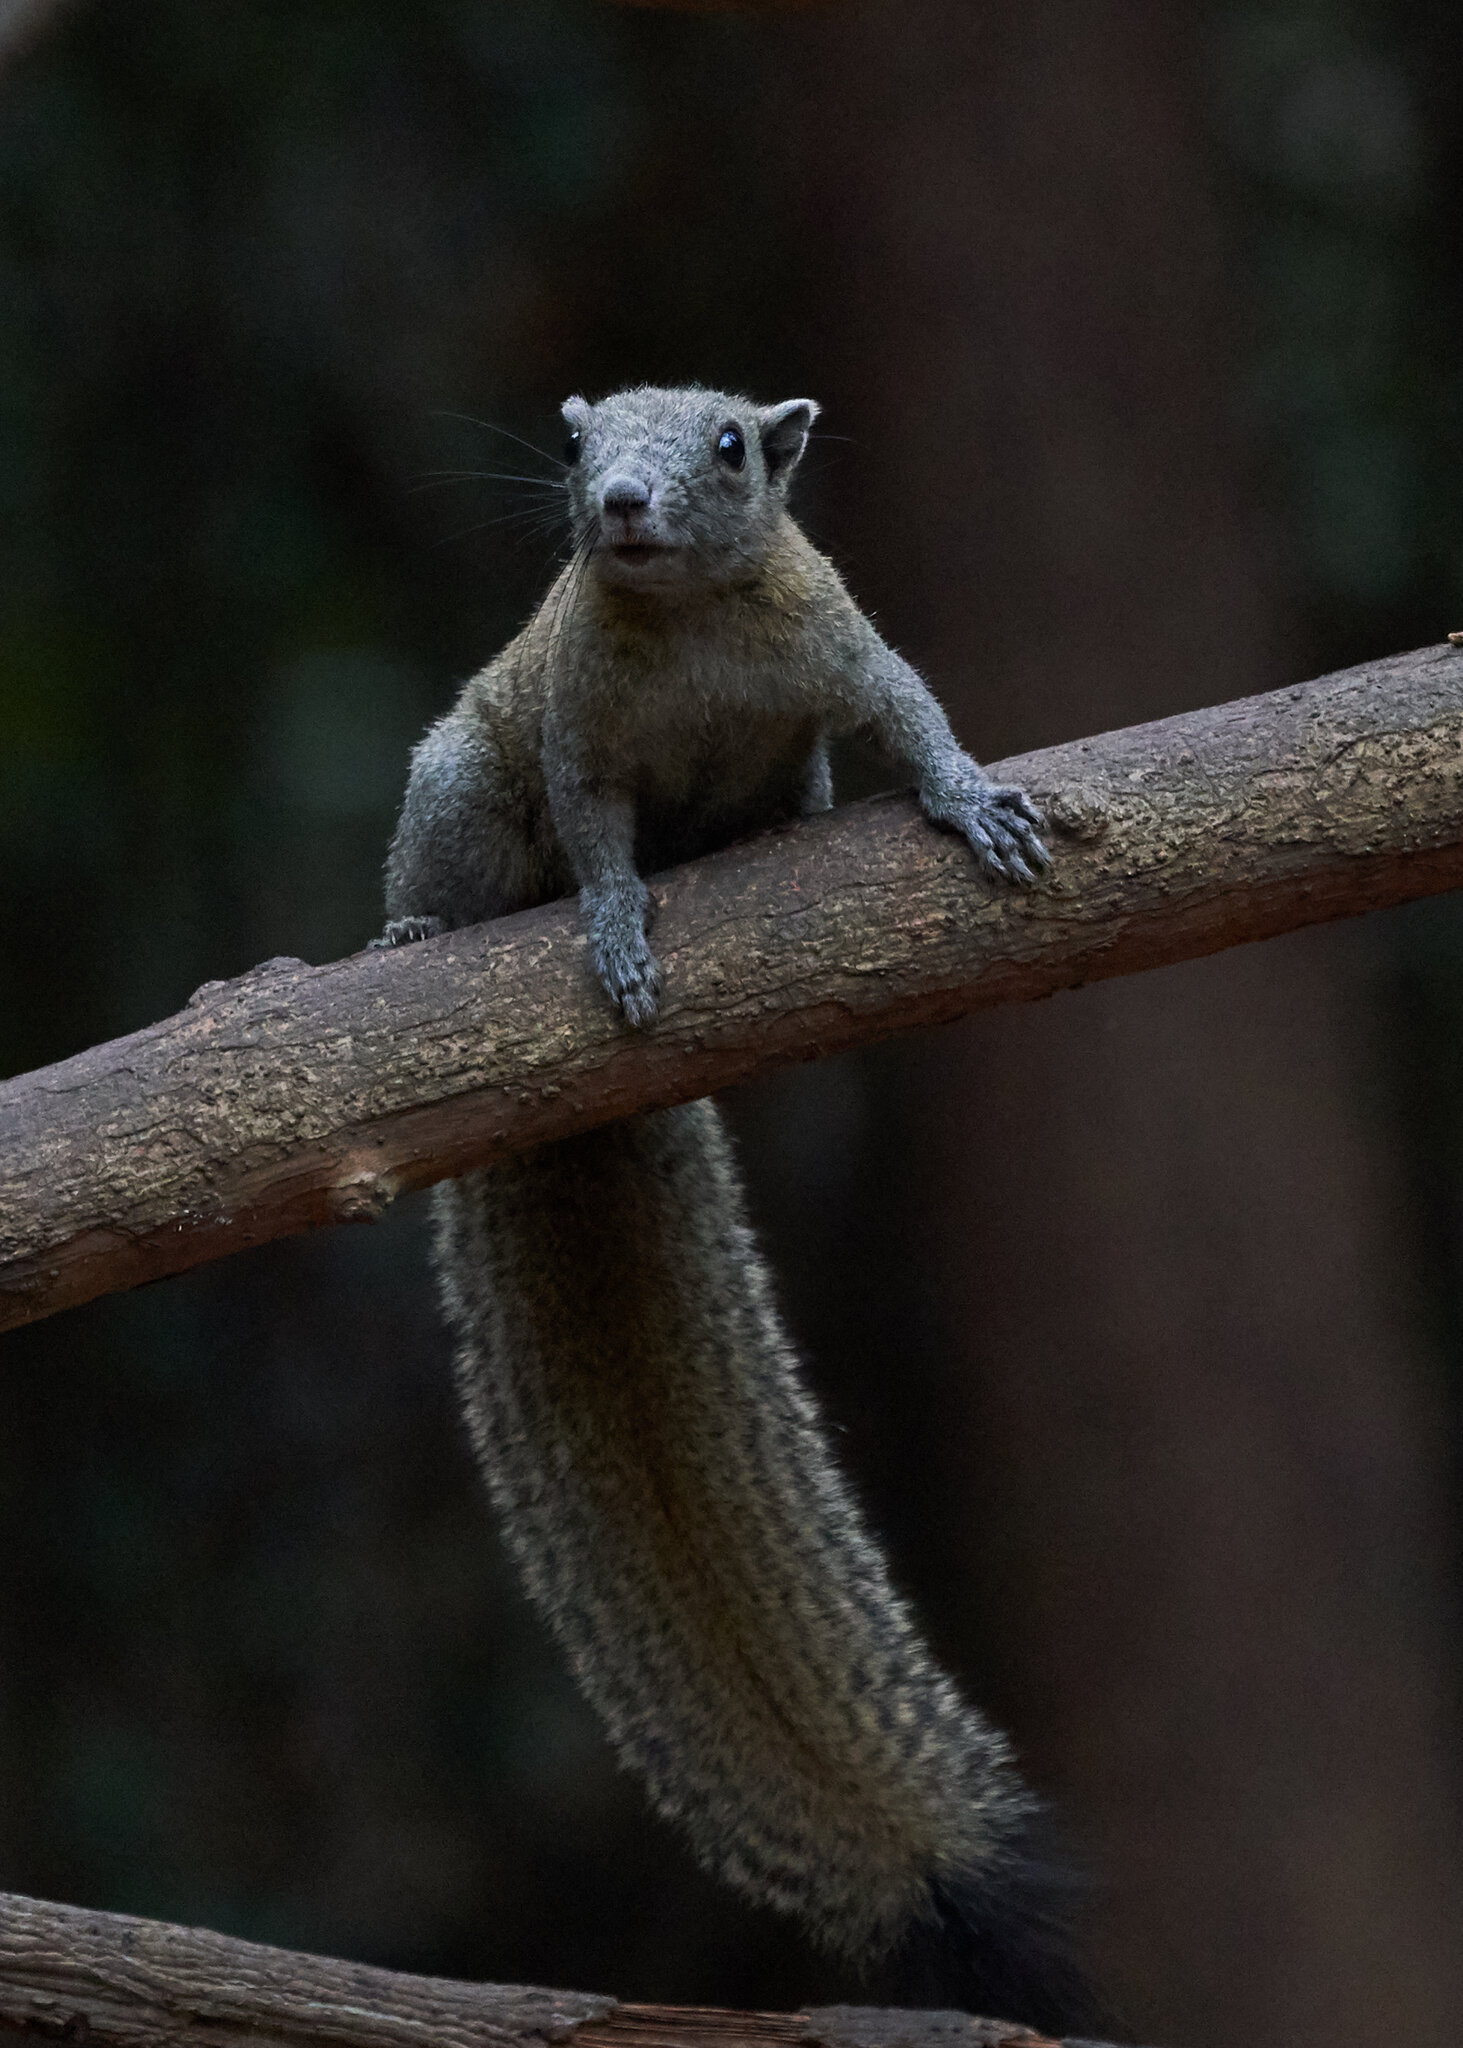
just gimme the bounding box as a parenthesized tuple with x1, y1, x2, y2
(759, 398, 819, 480)
(561, 395, 592, 433)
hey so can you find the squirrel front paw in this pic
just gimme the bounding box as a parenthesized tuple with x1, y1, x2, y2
(369, 915, 447, 949)
(594, 927, 662, 1027)
(584, 883, 662, 1027)
(922, 773, 1051, 887)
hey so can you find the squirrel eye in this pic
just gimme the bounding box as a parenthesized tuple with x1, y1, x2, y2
(715, 426, 745, 471)
(564, 427, 582, 465)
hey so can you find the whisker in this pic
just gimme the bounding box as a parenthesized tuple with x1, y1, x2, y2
(409, 473, 567, 498)
(432, 507, 570, 548)
(540, 529, 593, 684)
(414, 468, 566, 488)
(432, 519, 500, 549)
(430, 490, 573, 545)
(513, 522, 578, 559)
(430, 410, 568, 475)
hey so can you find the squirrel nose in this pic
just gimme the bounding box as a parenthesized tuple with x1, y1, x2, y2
(600, 475, 652, 515)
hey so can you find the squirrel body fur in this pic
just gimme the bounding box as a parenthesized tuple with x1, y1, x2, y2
(379, 387, 1099, 2035)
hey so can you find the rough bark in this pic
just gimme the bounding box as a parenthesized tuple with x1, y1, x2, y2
(0, 1889, 1113, 2048)
(2, 642, 1462, 1335)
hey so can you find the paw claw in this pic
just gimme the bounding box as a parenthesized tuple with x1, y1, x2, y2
(582, 879, 662, 1026)
(618, 982, 660, 1029)
(986, 783, 1047, 833)
(602, 953, 662, 1027)
(370, 915, 446, 949)
(592, 929, 662, 1027)
(926, 774, 1054, 888)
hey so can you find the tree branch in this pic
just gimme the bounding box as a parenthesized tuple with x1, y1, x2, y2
(4, 642, 1462, 1335)
(0, 1888, 1116, 2048)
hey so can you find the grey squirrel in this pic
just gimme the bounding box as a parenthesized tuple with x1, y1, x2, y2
(378, 387, 1101, 2036)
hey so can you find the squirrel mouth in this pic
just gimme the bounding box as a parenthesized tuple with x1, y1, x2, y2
(609, 542, 670, 564)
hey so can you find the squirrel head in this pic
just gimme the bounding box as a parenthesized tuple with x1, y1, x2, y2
(560, 385, 819, 594)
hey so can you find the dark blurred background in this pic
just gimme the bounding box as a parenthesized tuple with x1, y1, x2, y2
(2, 3, 1462, 2045)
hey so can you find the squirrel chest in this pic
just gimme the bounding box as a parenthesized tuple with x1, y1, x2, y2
(553, 598, 823, 839)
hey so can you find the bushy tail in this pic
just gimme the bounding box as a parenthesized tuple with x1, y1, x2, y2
(435, 1100, 1100, 2034)
(891, 1855, 1111, 2037)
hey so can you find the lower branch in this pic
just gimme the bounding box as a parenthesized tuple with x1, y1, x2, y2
(0, 1889, 1116, 2048)
(3, 643, 1463, 1334)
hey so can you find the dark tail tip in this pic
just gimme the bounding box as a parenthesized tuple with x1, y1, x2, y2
(883, 1846, 1119, 2042)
